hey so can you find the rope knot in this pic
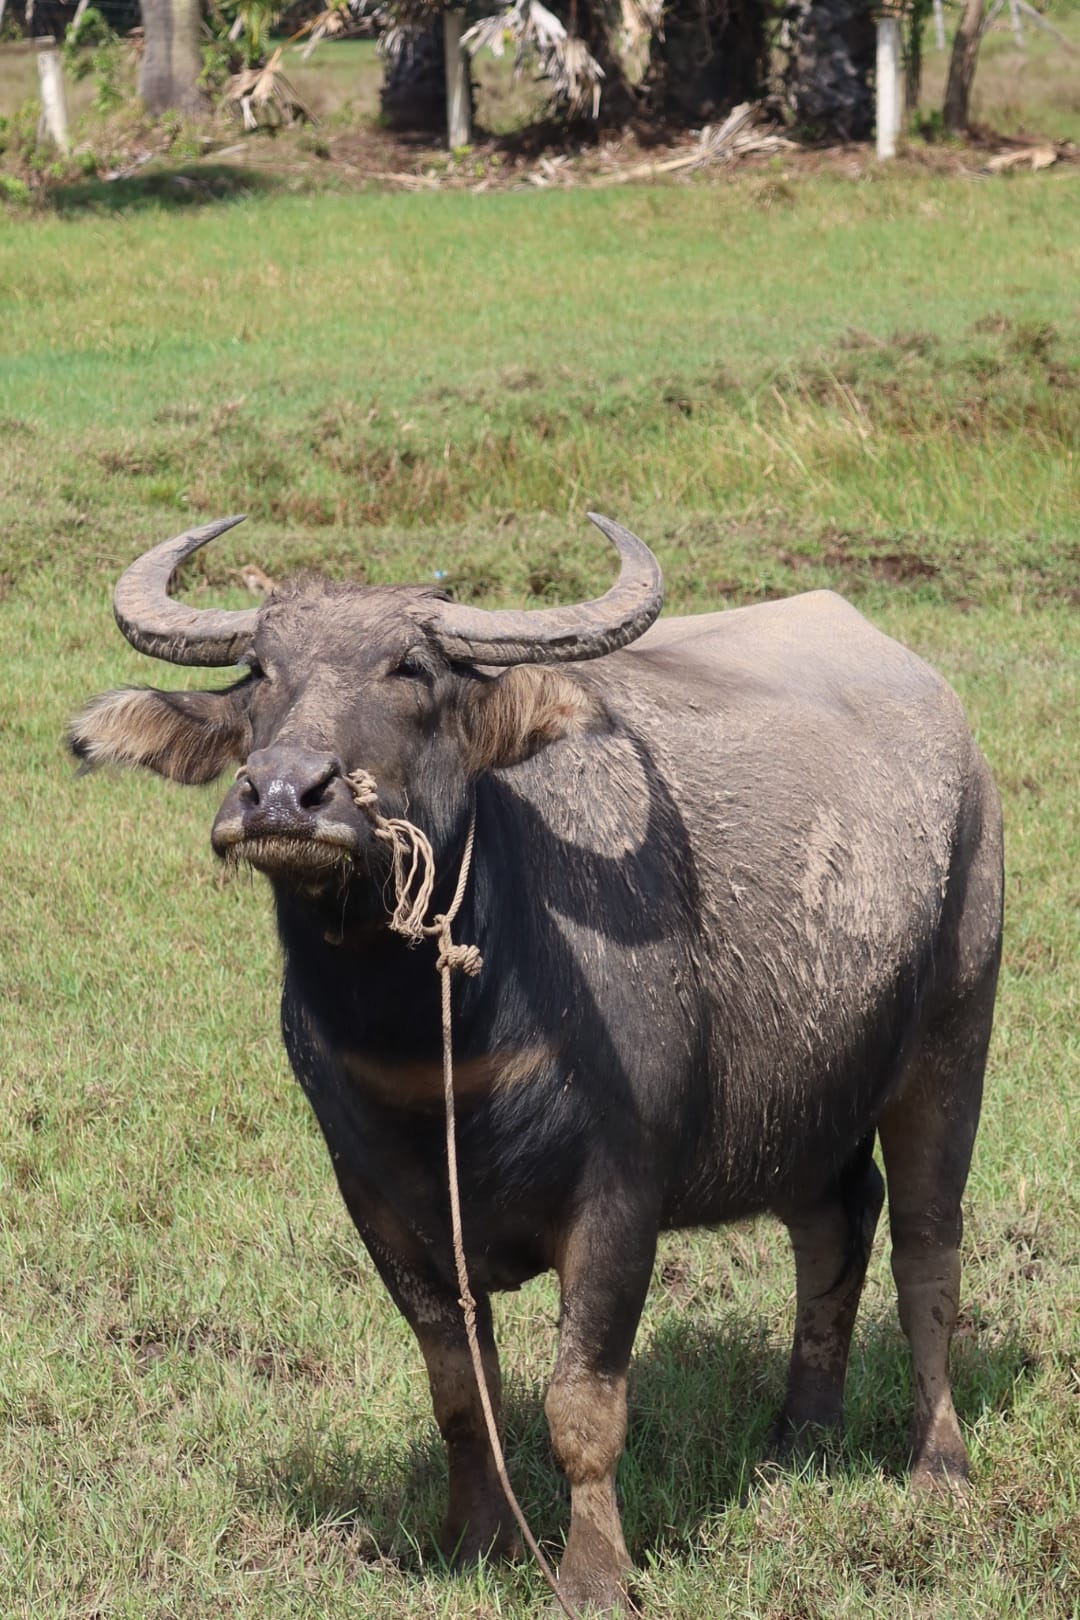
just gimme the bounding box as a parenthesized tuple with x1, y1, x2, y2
(436, 935, 484, 978)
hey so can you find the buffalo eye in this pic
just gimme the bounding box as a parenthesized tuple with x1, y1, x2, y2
(391, 651, 434, 684)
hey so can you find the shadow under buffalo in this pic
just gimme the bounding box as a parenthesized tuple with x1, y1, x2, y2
(248, 1309, 1039, 1576)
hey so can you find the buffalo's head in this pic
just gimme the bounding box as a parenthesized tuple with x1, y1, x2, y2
(70, 516, 663, 922)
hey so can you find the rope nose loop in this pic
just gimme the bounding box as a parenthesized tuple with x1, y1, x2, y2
(344, 769, 482, 969)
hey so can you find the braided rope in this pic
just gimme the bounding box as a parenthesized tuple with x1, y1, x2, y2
(345, 770, 582, 1620)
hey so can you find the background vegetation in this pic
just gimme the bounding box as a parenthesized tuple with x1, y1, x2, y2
(1, 147, 1078, 1617)
(1, 0, 1079, 200)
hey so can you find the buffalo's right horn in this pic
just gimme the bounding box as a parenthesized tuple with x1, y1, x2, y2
(422, 513, 664, 665)
(112, 516, 259, 667)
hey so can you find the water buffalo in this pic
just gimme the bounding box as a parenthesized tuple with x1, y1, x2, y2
(71, 515, 1002, 1614)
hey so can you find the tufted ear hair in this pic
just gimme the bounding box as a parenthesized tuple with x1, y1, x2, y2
(460, 665, 603, 774)
(68, 685, 252, 786)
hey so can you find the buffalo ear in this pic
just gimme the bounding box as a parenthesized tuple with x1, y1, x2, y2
(68, 686, 251, 786)
(461, 665, 602, 773)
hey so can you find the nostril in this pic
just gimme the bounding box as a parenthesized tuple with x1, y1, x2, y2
(235, 767, 259, 805)
(299, 763, 339, 811)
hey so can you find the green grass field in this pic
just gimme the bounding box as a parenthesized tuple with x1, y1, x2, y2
(1, 164, 1079, 1618)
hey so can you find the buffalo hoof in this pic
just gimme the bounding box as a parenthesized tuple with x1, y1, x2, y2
(763, 1412, 844, 1469)
(910, 1409, 972, 1493)
(545, 1571, 632, 1617)
(911, 1450, 972, 1494)
(442, 1517, 522, 1567)
(549, 1546, 635, 1616)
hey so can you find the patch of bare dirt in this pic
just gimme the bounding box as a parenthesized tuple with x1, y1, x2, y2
(106, 1319, 334, 1383)
(779, 536, 941, 587)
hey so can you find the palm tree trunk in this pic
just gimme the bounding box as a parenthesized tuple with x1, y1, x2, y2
(171, 0, 206, 114)
(943, 0, 986, 131)
(646, 0, 765, 122)
(782, 0, 876, 140)
(139, 0, 175, 116)
(139, 0, 208, 116)
(382, 20, 453, 133)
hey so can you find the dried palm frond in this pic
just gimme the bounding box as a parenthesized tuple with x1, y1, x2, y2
(293, 0, 372, 58)
(291, 0, 604, 116)
(379, 1, 447, 62)
(617, 0, 662, 83)
(225, 47, 313, 127)
(618, 0, 663, 51)
(463, 0, 605, 116)
(293, 0, 442, 63)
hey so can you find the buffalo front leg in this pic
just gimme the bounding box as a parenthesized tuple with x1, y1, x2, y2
(362, 1230, 519, 1563)
(774, 1133, 885, 1456)
(545, 1199, 657, 1615)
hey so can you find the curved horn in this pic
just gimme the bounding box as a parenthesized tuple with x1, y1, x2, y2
(113, 516, 258, 667)
(423, 513, 663, 665)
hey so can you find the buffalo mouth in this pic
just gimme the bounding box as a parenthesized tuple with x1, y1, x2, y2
(210, 804, 366, 881)
(220, 832, 356, 878)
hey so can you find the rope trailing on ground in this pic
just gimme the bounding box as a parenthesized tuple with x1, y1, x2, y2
(346, 770, 582, 1620)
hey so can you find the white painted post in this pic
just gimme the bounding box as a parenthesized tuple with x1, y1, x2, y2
(1008, 0, 1025, 47)
(876, 16, 902, 159)
(443, 10, 471, 150)
(1012, 0, 1076, 51)
(933, 0, 947, 49)
(0, 0, 8, 35)
(36, 41, 70, 153)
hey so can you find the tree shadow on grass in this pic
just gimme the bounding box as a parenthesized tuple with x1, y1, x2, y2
(245, 1308, 1040, 1579)
(46, 163, 287, 216)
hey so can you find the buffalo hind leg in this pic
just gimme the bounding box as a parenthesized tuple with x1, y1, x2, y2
(362, 1230, 519, 1563)
(773, 1134, 885, 1458)
(878, 976, 996, 1487)
(545, 1195, 657, 1615)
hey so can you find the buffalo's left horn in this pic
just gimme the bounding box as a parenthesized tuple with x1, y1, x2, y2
(422, 513, 664, 665)
(112, 516, 259, 666)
